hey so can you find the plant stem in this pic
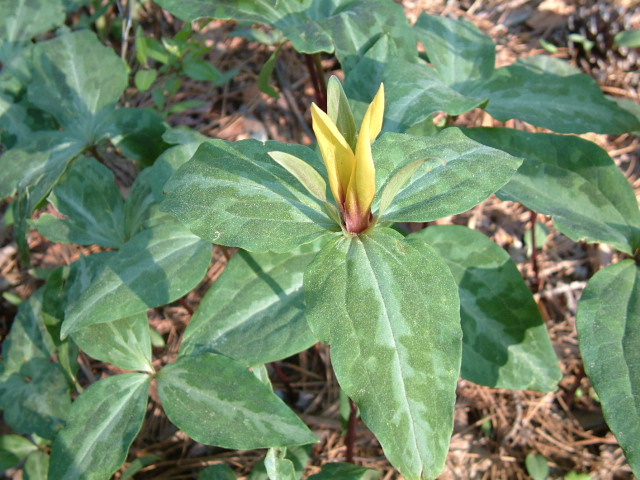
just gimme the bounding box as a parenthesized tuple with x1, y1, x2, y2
(345, 398, 357, 463)
(530, 211, 541, 292)
(304, 53, 326, 111)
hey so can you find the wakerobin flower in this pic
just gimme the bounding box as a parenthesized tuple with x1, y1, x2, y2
(311, 84, 384, 234)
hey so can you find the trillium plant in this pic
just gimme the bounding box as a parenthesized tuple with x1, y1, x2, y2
(162, 77, 525, 479)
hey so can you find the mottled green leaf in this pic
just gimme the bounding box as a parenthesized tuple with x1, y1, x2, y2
(105, 107, 170, 166)
(413, 13, 495, 88)
(181, 241, 323, 365)
(468, 65, 639, 134)
(304, 228, 461, 480)
(577, 260, 640, 476)
(373, 129, 522, 222)
(0, 0, 65, 44)
(1, 291, 55, 373)
(157, 353, 317, 449)
(0, 358, 70, 439)
(464, 128, 640, 254)
(28, 30, 128, 140)
(413, 225, 561, 391)
(382, 59, 487, 133)
(0, 435, 38, 471)
(49, 373, 151, 480)
(162, 139, 336, 252)
(265, 448, 296, 480)
(62, 220, 212, 336)
(0, 130, 84, 201)
(24, 450, 49, 480)
(308, 462, 381, 480)
(154, 0, 413, 67)
(31, 157, 126, 248)
(71, 313, 153, 372)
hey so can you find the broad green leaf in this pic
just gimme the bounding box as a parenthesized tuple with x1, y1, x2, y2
(468, 65, 640, 134)
(265, 448, 296, 480)
(31, 157, 126, 248)
(373, 129, 522, 223)
(0, 130, 84, 201)
(1, 291, 55, 373)
(0, 0, 65, 44)
(62, 220, 212, 336)
(104, 107, 170, 166)
(48, 373, 151, 480)
(413, 13, 495, 88)
(249, 445, 311, 480)
(412, 225, 561, 391)
(308, 462, 381, 480)
(389, 13, 640, 135)
(304, 228, 461, 480)
(0, 94, 31, 147)
(162, 139, 336, 252)
(382, 59, 487, 133)
(157, 353, 317, 449)
(154, 0, 413, 66)
(377, 158, 427, 218)
(464, 128, 640, 254)
(71, 313, 153, 372)
(24, 450, 49, 480)
(28, 30, 128, 140)
(198, 464, 238, 480)
(576, 260, 640, 476)
(0, 435, 38, 471)
(181, 242, 322, 365)
(0, 358, 70, 439)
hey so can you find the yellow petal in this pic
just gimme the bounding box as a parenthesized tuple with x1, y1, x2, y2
(363, 84, 385, 142)
(345, 84, 384, 217)
(311, 103, 355, 206)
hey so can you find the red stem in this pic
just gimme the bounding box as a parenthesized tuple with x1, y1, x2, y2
(304, 54, 326, 110)
(271, 362, 298, 404)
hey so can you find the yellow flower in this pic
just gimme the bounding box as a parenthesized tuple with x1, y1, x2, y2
(311, 84, 384, 233)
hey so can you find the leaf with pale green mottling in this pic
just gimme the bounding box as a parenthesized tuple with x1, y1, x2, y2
(412, 225, 561, 391)
(31, 157, 126, 248)
(265, 448, 296, 480)
(0, 131, 84, 201)
(162, 139, 337, 252)
(0, 358, 70, 439)
(0, 0, 65, 44)
(48, 373, 151, 480)
(153, 0, 413, 69)
(464, 128, 640, 254)
(62, 220, 212, 336)
(304, 228, 461, 480)
(577, 260, 640, 476)
(1, 291, 55, 373)
(71, 313, 153, 372)
(372, 130, 522, 223)
(157, 353, 317, 449)
(28, 30, 128, 139)
(180, 241, 323, 365)
(249, 445, 311, 480)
